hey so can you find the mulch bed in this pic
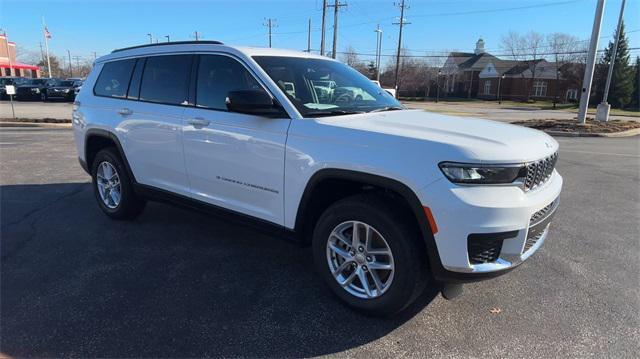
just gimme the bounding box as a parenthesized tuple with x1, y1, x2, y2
(512, 118, 640, 134)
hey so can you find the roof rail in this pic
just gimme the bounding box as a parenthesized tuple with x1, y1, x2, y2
(112, 40, 224, 53)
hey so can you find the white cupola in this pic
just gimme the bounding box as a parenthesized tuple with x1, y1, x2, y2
(475, 38, 485, 55)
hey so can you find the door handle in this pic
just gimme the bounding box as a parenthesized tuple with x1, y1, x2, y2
(117, 108, 133, 116)
(187, 117, 211, 127)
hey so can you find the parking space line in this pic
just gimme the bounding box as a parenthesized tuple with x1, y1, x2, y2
(561, 149, 640, 158)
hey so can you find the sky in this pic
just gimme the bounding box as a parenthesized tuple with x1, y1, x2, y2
(1, 0, 638, 66)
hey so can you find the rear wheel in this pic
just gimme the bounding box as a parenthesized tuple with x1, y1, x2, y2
(91, 148, 145, 220)
(312, 193, 429, 316)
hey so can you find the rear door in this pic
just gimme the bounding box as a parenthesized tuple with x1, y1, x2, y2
(182, 54, 290, 225)
(118, 54, 194, 196)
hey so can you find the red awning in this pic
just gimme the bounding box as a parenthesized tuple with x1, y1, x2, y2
(0, 62, 39, 70)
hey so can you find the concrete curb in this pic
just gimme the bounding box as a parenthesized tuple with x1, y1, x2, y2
(0, 121, 72, 128)
(544, 128, 640, 138)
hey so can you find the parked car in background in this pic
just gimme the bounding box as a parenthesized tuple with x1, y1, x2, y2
(15, 78, 59, 101)
(0, 77, 27, 100)
(372, 80, 396, 98)
(73, 80, 84, 97)
(44, 79, 82, 101)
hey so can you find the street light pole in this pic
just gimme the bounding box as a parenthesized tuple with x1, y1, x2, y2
(577, 0, 606, 124)
(165, 35, 170, 42)
(374, 25, 383, 82)
(597, 0, 626, 122)
(147, 33, 153, 44)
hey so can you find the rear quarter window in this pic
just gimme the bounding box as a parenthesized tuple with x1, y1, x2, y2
(93, 59, 136, 98)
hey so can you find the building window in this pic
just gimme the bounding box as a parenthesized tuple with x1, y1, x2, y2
(483, 80, 491, 95)
(566, 89, 578, 101)
(533, 81, 547, 97)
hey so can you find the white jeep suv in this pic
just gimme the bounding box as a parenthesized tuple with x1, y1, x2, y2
(72, 41, 562, 316)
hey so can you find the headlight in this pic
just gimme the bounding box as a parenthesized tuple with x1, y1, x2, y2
(438, 162, 526, 184)
(63, 89, 70, 93)
(31, 88, 40, 93)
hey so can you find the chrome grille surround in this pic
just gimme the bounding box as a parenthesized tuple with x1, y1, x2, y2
(524, 152, 558, 191)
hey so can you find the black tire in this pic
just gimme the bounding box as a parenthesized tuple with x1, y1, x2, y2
(91, 147, 145, 220)
(312, 193, 430, 316)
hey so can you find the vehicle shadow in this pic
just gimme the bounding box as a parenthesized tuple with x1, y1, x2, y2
(1, 183, 439, 358)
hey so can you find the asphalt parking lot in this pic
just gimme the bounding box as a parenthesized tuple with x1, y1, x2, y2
(1, 127, 639, 357)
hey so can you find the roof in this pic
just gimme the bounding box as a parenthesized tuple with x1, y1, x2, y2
(101, 42, 332, 63)
(503, 59, 546, 75)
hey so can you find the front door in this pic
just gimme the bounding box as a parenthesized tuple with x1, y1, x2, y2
(182, 54, 290, 225)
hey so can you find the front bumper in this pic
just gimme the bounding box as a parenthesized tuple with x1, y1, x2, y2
(418, 170, 563, 282)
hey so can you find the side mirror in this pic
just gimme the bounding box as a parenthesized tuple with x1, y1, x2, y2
(225, 90, 282, 116)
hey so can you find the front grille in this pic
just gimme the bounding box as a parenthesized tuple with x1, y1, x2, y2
(524, 152, 558, 191)
(523, 228, 546, 253)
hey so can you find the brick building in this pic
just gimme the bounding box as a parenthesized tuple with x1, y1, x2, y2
(0, 34, 41, 78)
(442, 39, 579, 103)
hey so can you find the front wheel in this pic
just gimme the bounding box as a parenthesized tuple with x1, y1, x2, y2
(312, 194, 429, 316)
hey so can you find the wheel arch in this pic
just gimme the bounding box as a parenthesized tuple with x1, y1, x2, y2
(294, 168, 443, 272)
(85, 129, 137, 182)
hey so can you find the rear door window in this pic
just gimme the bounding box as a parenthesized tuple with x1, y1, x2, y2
(139, 55, 193, 105)
(93, 59, 136, 98)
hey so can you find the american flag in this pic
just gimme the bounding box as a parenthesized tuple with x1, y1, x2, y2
(44, 26, 52, 39)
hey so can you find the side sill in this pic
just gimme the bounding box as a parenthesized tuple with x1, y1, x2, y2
(133, 183, 299, 243)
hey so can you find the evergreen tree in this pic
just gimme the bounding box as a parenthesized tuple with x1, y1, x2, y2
(632, 56, 640, 110)
(600, 21, 633, 109)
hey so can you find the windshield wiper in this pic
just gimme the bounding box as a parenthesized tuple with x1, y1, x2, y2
(368, 106, 404, 113)
(305, 110, 366, 117)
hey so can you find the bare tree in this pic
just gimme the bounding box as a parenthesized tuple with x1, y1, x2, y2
(339, 46, 369, 76)
(501, 30, 545, 101)
(547, 32, 586, 103)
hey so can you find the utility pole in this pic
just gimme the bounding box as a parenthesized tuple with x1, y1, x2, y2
(194, 31, 200, 41)
(393, 0, 410, 97)
(577, 0, 605, 124)
(92, 51, 97, 61)
(320, 0, 328, 56)
(375, 25, 383, 82)
(597, 0, 626, 122)
(307, 19, 312, 52)
(147, 33, 153, 43)
(73, 55, 81, 70)
(67, 49, 73, 78)
(263, 18, 277, 48)
(165, 35, 170, 42)
(329, 0, 347, 59)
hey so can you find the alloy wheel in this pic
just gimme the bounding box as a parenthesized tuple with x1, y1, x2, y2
(96, 161, 121, 209)
(326, 221, 395, 299)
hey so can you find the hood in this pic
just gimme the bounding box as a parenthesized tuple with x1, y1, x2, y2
(48, 86, 73, 90)
(314, 109, 558, 163)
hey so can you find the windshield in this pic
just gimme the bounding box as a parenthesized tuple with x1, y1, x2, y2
(253, 56, 402, 116)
